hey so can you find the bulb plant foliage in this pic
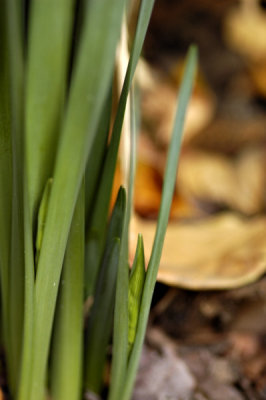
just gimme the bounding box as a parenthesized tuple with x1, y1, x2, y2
(0, 0, 197, 399)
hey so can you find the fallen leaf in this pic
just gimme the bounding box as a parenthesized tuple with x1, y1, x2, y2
(130, 212, 266, 289)
(177, 147, 266, 215)
(177, 150, 236, 211)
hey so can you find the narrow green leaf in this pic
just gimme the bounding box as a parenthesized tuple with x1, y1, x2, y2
(0, 0, 12, 367)
(35, 178, 52, 267)
(108, 219, 129, 400)
(85, 90, 112, 223)
(29, 1, 127, 398)
(85, 239, 120, 396)
(128, 234, 145, 356)
(50, 184, 84, 400)
(122, 45, 198, 400)
(19, 3, 75, 398)
(17, 185, 35, 400)
(85, 187, 126, 395)
(6, 0, 25, 394)
(25, 0, 75, 223)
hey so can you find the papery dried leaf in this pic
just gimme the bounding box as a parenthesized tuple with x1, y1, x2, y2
(177, 148, 266, 215)
(177, 150, 236, 210)
(130, 213, 266, 290)
(235, 147, 266, 214)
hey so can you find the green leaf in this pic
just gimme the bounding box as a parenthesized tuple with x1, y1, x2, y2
(128, 234, 145, 356)
(85, 239, 120, 396)
(25, 0, 75, 223)
(50, 184, 84, 400)
(122, 45, 198, 400)
(0, 0, 12, 373)
(85, 89, 112, 223)
(17, 188, 35, 400)
(35, 178, 52, 267)
(19, 2, 75, 398)
(85, 187, 126, 395)
(28, 1, 127, 398)
(6, 0, 25, 393)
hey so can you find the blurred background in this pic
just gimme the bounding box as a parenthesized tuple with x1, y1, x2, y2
(127, 1, 266, 399)
(126, 0, 266, 289)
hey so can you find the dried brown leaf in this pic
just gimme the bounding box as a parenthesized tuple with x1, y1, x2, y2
(130, 213, 266, 289)
(177, 148, 266, 215)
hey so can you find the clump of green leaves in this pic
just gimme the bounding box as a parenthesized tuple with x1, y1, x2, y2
(0, 0, 197, 399)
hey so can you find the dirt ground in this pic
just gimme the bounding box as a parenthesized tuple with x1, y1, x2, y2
(132, 279, 266, 399)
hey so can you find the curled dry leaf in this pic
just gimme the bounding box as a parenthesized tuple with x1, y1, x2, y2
(235, 147, 266, 214)
(177, 150, 237, 211)
(130, 212, 266, 290)
(177, 147, 266, 215)
(224, 0, 266, 61)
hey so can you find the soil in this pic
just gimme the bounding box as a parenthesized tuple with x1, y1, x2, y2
(133, 279, 266, 399)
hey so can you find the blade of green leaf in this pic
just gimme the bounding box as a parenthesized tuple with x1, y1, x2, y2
(6, 0, 25, 394)
(85, 239, 120, 397)
(85, 187, 126, 395)
(107, 213, 129, 400)
(50, 184, 84, 400)
(29, 1, 127, 398)
(19, 2, 75, 396)
(25, 0, 75, 224)
(128, 234, 145, 356)
(0, 0, 12, 370)
(122, 45, 198, 400)
(17, 186, 35, 400)
(85, 90, 112, 224)
(35, 178, 52, 267)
